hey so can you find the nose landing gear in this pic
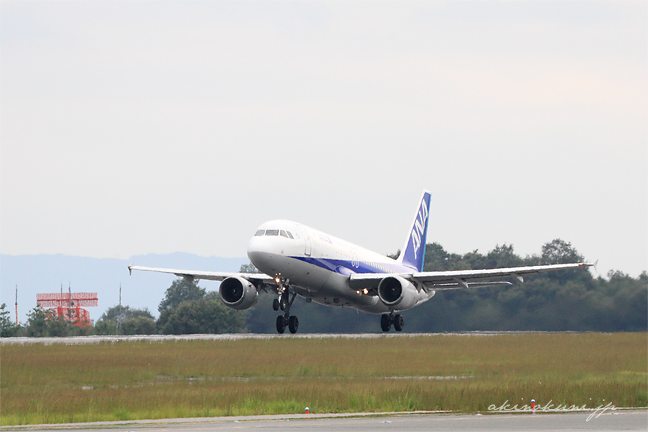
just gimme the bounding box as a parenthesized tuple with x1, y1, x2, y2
(380, 312, 404, 332)
(274, 281, 299, 334)
(276, 314, 299, 334)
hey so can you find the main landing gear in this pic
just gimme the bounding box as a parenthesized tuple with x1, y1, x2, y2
(380, 312, 404, 332)
(274, 283, 299, 334)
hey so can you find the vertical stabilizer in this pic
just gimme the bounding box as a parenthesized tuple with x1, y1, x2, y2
(397, 191, 431, 272)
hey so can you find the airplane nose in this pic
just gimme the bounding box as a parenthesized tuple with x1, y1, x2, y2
(247, 233, 296, 276)
(247, 236, 260, 258)
(247, 236, 273, 269)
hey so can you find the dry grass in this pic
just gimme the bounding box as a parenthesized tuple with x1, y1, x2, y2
(1, 333, 646, 425)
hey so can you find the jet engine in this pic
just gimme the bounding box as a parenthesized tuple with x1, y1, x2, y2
(377, 276, 419, 310)
(219, 277, 258, 310)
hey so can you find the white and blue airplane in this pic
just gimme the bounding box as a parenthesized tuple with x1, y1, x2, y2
(129, 191, 592, 333)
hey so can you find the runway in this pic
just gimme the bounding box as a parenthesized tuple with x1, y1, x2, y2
(1, 331, 569, 345)
(2, 410, 646, 432)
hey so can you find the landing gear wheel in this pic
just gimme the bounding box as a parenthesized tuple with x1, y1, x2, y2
(288, 316, 299, 334)
(380, 314, 391, 332)
(394, 314, 404, 332)
(276, 315, 286, 334)
(275, 287, 298, 334)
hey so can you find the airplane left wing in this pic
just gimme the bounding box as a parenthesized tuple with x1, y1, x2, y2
(128, 265, 275, 285)
(349, 262, 593, 291)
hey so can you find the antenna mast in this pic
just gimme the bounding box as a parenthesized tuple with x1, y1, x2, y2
(117, 283, 123, 335)
(15, 285, 18, 325)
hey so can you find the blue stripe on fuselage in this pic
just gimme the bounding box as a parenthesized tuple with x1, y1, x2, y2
(291, 256, 412, 275)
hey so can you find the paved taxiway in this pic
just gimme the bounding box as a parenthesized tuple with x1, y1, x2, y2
(3, 410, 646, 432)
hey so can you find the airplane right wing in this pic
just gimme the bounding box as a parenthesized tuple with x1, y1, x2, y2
(411, 262, 593, 290)
(350, 262, 593, 291)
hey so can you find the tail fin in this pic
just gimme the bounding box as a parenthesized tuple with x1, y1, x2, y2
(397, 190, 431, 272)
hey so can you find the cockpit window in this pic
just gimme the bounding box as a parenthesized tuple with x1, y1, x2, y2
(258, 229, 294, 239)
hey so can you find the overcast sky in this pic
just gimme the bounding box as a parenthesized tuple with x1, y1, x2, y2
(1, 1, 646, 277)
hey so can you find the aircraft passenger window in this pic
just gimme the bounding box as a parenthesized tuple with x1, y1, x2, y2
(286, 231, 294, 239)
(266, 229, 279, 236)
(280, 230, 289, 238)
(254, 230, 265, 237)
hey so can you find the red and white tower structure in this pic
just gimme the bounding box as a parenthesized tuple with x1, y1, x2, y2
(36, 292, 98, 327)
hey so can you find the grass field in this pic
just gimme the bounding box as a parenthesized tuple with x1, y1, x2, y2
(1, 333, 646, 425)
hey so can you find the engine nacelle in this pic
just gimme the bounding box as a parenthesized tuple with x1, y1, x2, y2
(377, 276, 419, 310)
(219, 277, 258, 310)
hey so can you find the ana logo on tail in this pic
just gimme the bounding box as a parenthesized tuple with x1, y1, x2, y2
(400, 191, 431, 272)
(411, 200, 429, 260)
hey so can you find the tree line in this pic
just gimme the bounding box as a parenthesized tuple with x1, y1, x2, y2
(1, 239, 645, 337)
(0, 278, 244, 337)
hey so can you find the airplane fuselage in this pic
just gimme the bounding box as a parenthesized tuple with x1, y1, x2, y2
(247, 219, 435, 314)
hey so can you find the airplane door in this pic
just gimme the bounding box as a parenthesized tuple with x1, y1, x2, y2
(301, 227, 312, 256)
(352, 251, 359, 269)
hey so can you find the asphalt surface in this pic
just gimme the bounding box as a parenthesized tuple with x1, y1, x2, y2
(0, 331, 570, 345)
(2, 410, 646, 432)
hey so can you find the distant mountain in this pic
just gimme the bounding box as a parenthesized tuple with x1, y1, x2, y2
(0, 253, 248, 324)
